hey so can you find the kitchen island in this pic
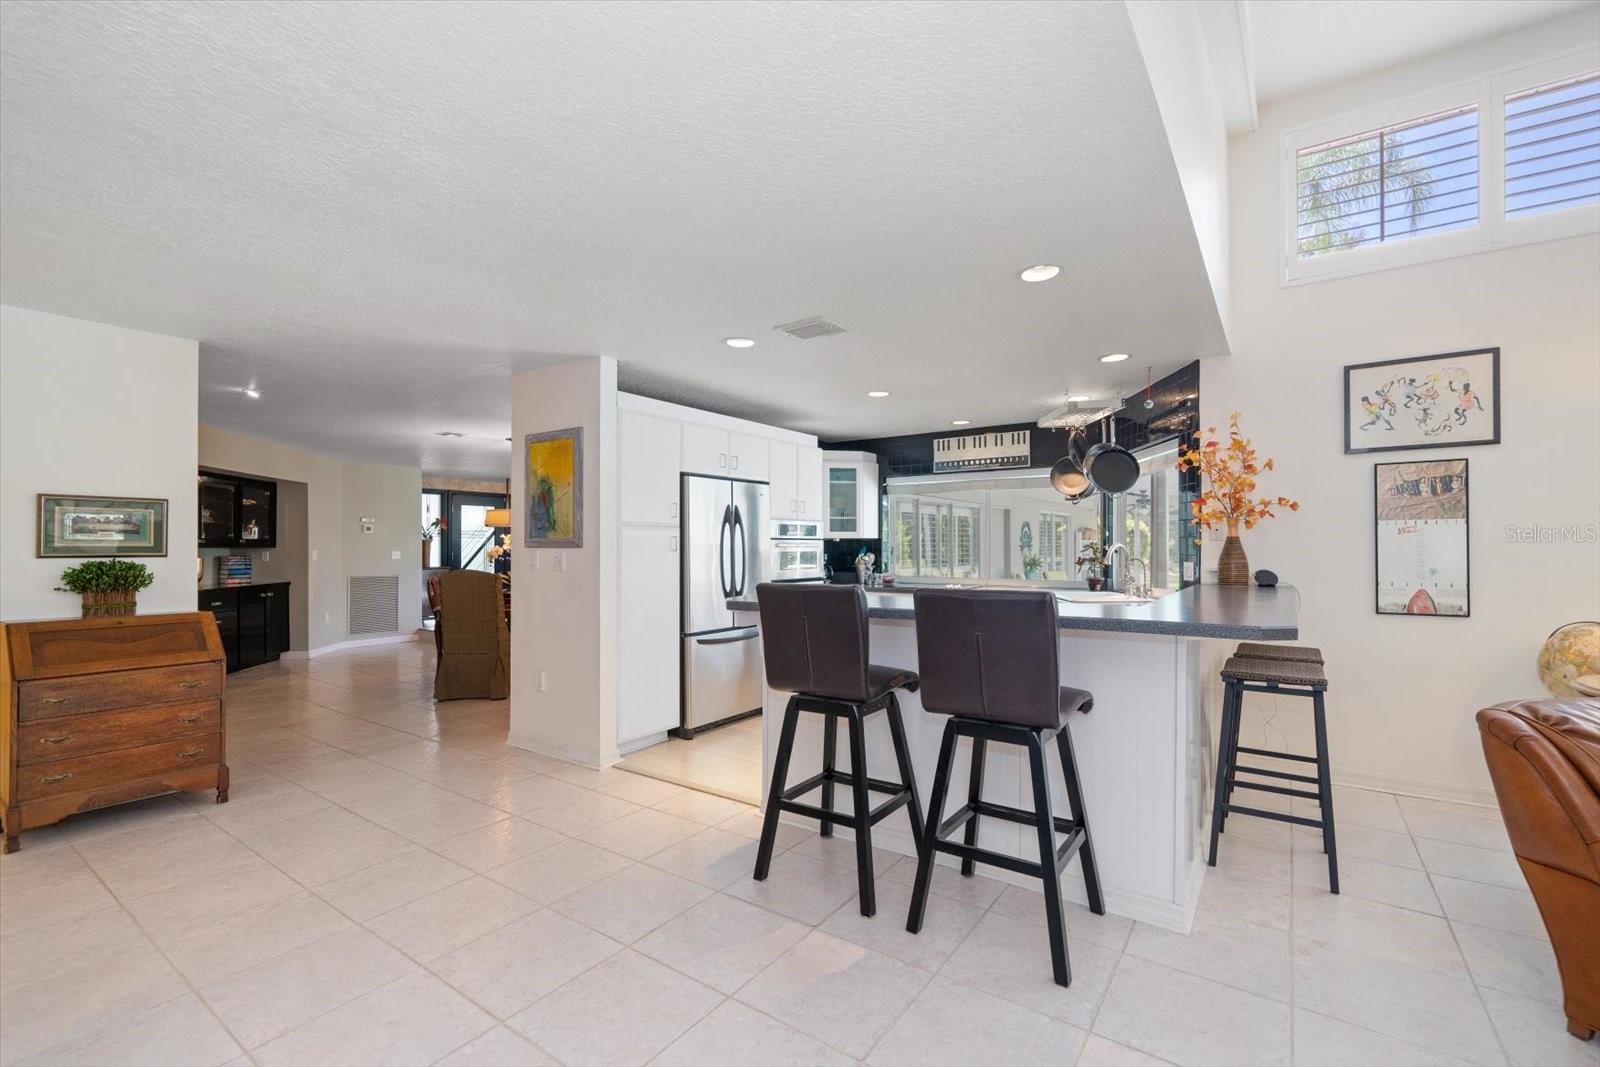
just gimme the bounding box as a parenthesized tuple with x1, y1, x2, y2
(726, 583, 1301, 932)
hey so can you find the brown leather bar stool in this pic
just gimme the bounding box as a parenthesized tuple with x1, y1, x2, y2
(905, 588, 1103, 988)
(752, 583, 925, 917)
(1208, 652, 1338, 892)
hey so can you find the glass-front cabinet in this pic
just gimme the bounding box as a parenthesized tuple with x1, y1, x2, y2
(823, 452, 879, 538)
(197, 471, 277, 548)
(197, 475, 239, 547)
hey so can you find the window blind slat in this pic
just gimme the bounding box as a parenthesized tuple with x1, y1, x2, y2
(1296, 104, 1481, 258)
(1505, 72, 1600, 219)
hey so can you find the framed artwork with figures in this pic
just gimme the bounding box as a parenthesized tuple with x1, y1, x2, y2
(1344, 348, 1499, 454)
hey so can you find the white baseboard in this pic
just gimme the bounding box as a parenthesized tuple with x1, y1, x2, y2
(1335, 769, 1498, 809)
(506, 732, 613, 769)
(619, 732, 669, 756)
(281, 632, 421, 660)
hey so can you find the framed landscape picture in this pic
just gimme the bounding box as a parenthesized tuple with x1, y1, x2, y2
(525, 427, 582, 547)
(37, 494, 168, 557)
(1374, 459, 1469, 617)
(1345, 347, 1499, 454)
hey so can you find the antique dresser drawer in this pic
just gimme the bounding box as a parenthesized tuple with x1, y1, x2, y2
(16, 735, 223, 803)
(17, 700, 220, 765)
(17, 664, 220, 721)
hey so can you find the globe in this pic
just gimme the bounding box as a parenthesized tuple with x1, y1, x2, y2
(1537, 622, 1600, 698)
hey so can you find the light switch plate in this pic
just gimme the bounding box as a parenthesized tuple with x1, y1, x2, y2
(390, 550, 401, 560)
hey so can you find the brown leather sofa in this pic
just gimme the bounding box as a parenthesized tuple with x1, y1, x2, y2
(1477, 699, 1600, 1041)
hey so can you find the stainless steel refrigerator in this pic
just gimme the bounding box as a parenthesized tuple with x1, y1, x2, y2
(679, 474, 769, 736)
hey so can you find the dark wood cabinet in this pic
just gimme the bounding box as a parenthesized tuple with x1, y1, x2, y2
(197, 471, 277, 548)
(198, 582, 290, 672)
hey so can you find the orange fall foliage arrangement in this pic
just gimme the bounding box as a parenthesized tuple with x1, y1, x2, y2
(1178, 412, 1300, 536)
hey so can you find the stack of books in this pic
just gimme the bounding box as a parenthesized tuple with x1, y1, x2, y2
(216, 555, 253, 587)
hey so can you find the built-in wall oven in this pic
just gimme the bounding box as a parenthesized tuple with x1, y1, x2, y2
(771, 520, 824, 582)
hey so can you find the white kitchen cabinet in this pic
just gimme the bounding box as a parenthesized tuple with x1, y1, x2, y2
(770, 442, 826, 522)
(618, 524, 681, 744)
(769, 439, 798, 518)
(727, 432, 769, 482)
(823, 452, 879, 538)
(619, 410, 681, 526)
(795, 445, 824, 523)
(680, 422, 731, 476)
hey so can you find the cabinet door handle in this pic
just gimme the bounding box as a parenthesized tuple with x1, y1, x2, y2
(179, 681, 203, 690)
(41, 772, 72, 785)
(669, 535, 678, 552)
(731, 454, 739, 470)
(178, 748, 203, 759)
(718, 453, 727, 468)
(39, 735, 70, 745)
(669, 503, 678, 519)
(209, 600, 224, 608)
(40, 696, 68, 705)
(178, 714, 202, 725)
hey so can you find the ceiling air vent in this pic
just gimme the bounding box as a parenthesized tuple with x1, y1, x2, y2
(775, 317, 846, 340)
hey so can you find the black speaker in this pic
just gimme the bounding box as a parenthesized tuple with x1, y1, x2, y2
(1254, 569, 1278, 588)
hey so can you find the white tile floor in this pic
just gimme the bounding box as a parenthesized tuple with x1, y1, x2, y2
(1, 640, 1594, 1067)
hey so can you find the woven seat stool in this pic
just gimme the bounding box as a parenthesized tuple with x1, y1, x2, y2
(1208, 652, 1339, 893)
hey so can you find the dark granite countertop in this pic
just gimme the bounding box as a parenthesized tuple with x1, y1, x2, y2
(728, 582, 1300, 640)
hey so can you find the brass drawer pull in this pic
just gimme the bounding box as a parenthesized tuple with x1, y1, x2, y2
(178, 748, 203, 759)
(41, 696, 68, 705)
(178, 681, 204, 690)
(41, 773, 72, 785)
(178, 714, 202, 724)
(39, 735, 70, 745)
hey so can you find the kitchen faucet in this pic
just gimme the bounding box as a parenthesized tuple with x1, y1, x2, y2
(1107, 543, 1151, 598)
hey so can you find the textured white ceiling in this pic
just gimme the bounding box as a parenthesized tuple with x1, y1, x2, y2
(1248, 0, 1594, 104)
(0, 0, 1226, 477)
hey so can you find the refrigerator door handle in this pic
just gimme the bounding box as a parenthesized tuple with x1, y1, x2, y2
(695, 630, 759, 645)
(717, 504, 733, 599)
(732, 506, 747, 595)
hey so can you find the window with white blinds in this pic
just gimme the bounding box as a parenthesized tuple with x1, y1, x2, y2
(1505, 72, 1600, 219)
(1295, 105, 1480, 258)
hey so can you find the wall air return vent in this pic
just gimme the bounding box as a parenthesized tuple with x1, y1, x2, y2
(348, 575, 400, 636)
(775, 317, 846, 340)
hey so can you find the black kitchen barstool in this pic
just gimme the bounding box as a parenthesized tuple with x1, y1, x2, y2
(752, 583, 925, 917)
(1208, 649, 1339, 893)
(905, 588, 1103, 988)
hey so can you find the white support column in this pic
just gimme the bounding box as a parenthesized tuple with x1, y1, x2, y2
(507, 357, 620, 768)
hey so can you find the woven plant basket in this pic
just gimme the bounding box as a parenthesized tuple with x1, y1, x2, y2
(81, 590, 138, 618)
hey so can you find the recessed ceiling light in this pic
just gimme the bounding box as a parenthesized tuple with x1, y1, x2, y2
(241, 388, 261, 399)
(866, 390, 890, 399)
(1019, 265, 1061, 282)
(435, 431, 467, 438)
(1066, 394, 1092, 403)
(724, 337, 755, 349)
(951, 419, 971, 426)
(1100, 352, 1131, 363)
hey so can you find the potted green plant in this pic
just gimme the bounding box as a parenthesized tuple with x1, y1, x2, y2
(56, 560, 155, 618)
(1075, 542, 1109, 591)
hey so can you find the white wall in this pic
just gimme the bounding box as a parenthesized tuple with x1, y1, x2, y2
(1212, 14, 1600, 802)
(1126, 0, 1231, 331)
(508, 358, 619, 767)
(0, 306, 198, 620)
(199, 424, 422, 651)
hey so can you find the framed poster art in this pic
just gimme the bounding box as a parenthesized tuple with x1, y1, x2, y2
(525, 427, 582, 547)
(1374, 459, 1469, 617)
(1345, 347, 1499, 454)
(37, 494, 169, 557)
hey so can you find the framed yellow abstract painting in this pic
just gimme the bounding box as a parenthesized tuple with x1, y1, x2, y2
(525, 427, 582, 547)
